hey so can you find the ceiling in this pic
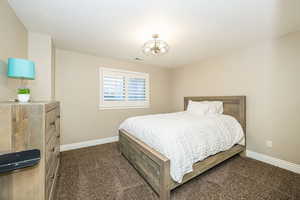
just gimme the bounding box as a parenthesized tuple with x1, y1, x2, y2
(9, 0, 300, 68)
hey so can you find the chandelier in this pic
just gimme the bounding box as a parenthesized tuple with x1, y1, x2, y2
(142, 34, 169, 56)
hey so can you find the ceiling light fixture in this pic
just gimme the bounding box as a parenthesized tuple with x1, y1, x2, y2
(142, 34, 169, 56)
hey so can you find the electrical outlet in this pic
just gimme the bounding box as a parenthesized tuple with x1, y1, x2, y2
(266, 140, 273, 148)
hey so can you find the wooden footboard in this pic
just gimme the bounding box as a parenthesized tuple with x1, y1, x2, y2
(119, 129, 245, 200)
(119, 130, 171, 200)
(170, 143, 245, 189)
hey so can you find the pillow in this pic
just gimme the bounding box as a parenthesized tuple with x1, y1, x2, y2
(187, 100, 223, 115)
(187, 100, 210, 115)
(202, 101, 223, 114)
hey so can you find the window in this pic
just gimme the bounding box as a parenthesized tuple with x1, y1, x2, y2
(99, 67, 149, 109)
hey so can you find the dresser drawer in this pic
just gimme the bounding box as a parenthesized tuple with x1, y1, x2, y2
(45, 108, 60, 143)
(45, 134, 60, 200)
(48, 142, 59, 173)
(45, 154, 59, 200)
(45, 168, 55, 200)
(45, 132, 60, 167)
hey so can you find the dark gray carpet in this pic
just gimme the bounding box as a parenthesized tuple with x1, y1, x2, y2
(54, 142, 300, 200)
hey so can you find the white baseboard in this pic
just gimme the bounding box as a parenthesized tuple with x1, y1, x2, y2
(246, 150, 300, 174)
(60, 136, 119, 152)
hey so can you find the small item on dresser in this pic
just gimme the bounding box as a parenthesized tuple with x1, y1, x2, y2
(0, 149, 40, 174)
(7, 58, 36, 103)
(17, 88, 31, 103)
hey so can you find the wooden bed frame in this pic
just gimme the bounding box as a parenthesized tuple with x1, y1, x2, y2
(119, 96, 246, 200)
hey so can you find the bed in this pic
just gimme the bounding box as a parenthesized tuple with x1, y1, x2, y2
(119, 96, 246, 200)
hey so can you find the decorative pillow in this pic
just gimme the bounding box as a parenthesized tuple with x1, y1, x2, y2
(202, 101, 223, 114)
(187, 101, 223, 115)
(187, 100, 210, 115)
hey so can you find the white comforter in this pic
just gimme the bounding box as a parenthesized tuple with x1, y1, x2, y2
(119, 112, 244, 183)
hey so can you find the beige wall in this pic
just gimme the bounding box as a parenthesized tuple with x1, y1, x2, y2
(0, 0, 27, 101)
(171, 31, 300, 164)
(28, 32, 55, 101)
(55, 49, 172, 145)
(51, 44, 56, 98)
(0, 1, 27, 199)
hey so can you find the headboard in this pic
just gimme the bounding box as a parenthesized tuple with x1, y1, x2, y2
(184, 96, 246, 133)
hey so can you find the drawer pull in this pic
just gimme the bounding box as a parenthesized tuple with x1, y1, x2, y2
(57, 134, 60, 139)
(51, 174, 55, 179)
(57, 115, 60, 119)
(50, 122, 55, 126)
(51, 147, 55, 152)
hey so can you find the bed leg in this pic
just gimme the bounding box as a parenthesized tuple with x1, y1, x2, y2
(159, 159, 171, 200)
(239, 150, 246, 158)
(160, 189, 170, 200)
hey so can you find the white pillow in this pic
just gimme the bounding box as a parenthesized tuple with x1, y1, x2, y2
(187, 101, 223, 115)
(202, 101, 223, 114)
(187, 100, 210, 115)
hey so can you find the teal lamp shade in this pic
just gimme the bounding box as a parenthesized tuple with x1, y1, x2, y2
(7, 58, 35, 80)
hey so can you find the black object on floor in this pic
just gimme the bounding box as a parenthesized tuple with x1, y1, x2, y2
(0, 149, 41, 174)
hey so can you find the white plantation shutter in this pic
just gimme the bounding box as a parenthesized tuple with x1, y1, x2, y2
(99, 68, 149, 109)
(103, 75, 125, 101)
(128, 78, 146, 101)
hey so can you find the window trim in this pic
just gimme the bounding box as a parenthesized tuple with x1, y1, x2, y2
(99, 67, 150, 110)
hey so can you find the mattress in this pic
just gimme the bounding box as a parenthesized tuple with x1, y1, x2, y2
(119, 111, 244, 183)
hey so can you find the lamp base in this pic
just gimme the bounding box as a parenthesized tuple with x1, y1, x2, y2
(18, 94, 30, 103)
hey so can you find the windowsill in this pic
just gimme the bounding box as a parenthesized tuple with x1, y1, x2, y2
(99, 105, 150, 110)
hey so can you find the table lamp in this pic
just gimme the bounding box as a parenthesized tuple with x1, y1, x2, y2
(7, 58, 35, 102)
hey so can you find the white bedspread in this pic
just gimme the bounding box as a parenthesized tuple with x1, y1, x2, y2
(119, 112, 244, 183)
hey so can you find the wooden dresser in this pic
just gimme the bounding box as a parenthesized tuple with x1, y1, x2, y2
(0, 101, 60, 200)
